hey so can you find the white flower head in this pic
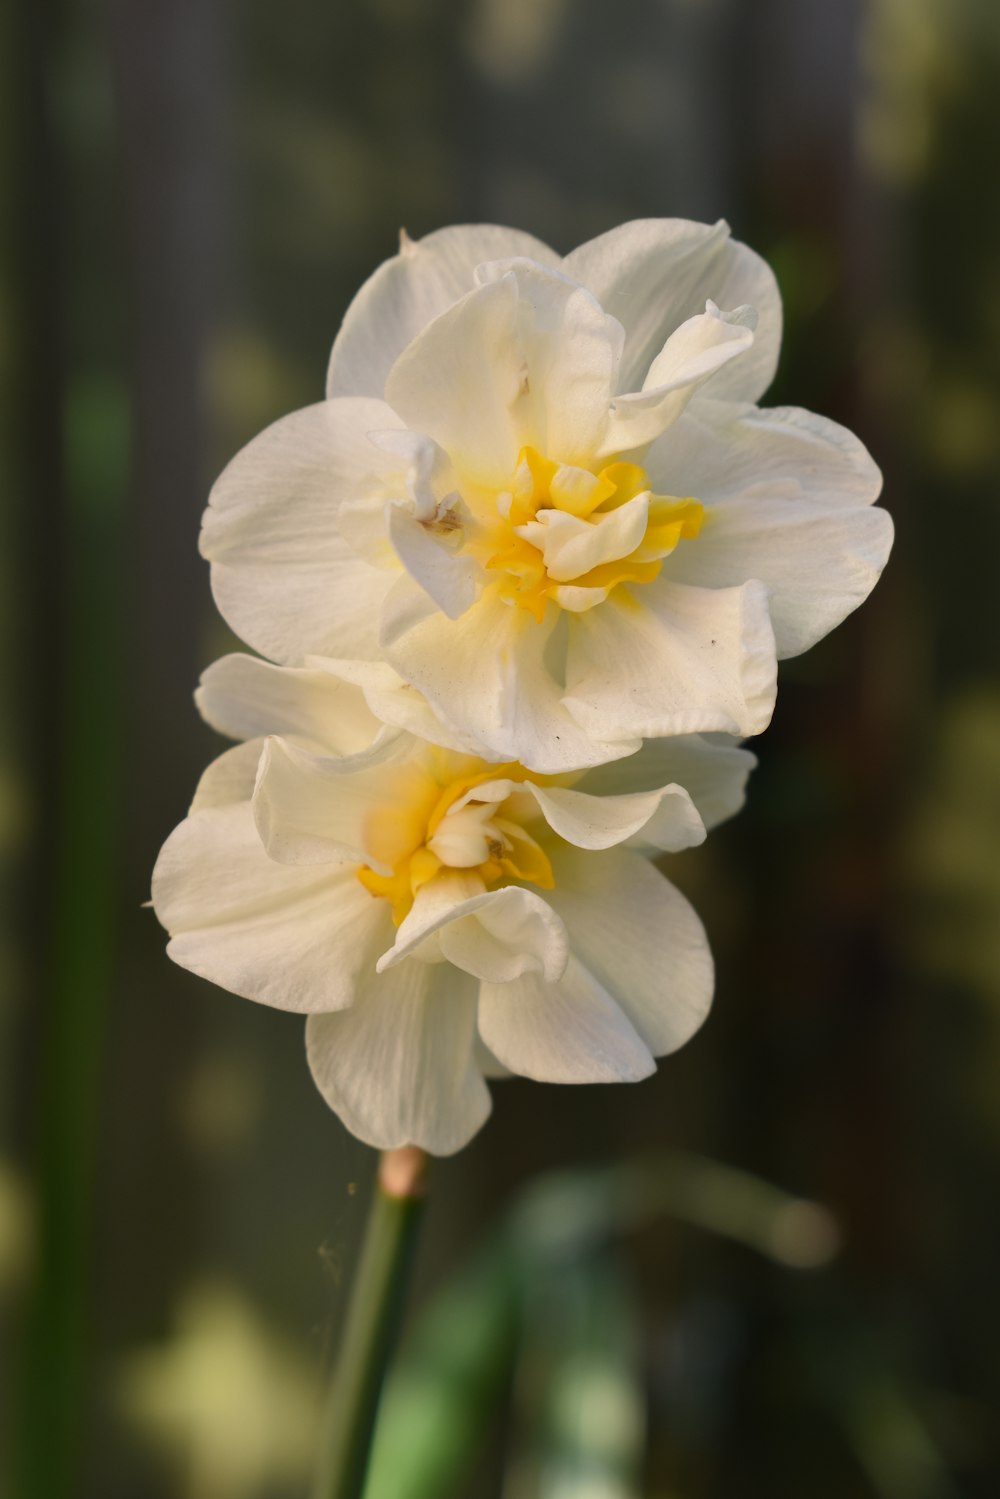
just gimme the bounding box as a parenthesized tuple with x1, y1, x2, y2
(200, 220, 893, 773)
(152, 654, 755, 1155)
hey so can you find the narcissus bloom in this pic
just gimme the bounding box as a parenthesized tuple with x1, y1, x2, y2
(201, 219, 892, 773)
(152, 654, 754, 1154)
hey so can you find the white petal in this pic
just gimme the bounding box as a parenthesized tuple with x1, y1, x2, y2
(650, 401, 891, 656)
(386, 502, 482, 619)
(546, 846, 713, 1057)
(152, 802, 390, 1013)
(379, 875, 569, 985)
(196, 653, 382, 755)
(306, 962, 491, 1156)
(252, 732, 414, 868)
(367, 427, 459, 517)
(532, 492, 650, 582)
(474, 258, 623, 465)
(385, 264, 621, 482)
(551, 583, 612, 613)
(525, 781, 705, 853)
(579, 734, 756, 831)
(474, 1035, 512, 1079)
(381, 578, 641, 773)
(598, 303, 755, 457)
(326, 224, 559, 400)
(649, 399, 883, 510)
(384, 273, 527, 484)
(304, 655, 490, 757)
(200, 399, 404, 663)
(190, 741, 264, 812)
(564, 580, 777, 740)
(676, 497, 893, 659)
(477, 955, 655, 1084)
(563, 218, 782, 403)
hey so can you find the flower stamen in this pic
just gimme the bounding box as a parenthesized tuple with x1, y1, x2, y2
(466, 446, 703, 622)
(357, 756, 555, 924)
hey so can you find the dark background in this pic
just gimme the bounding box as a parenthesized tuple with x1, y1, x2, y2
(3, 0, 1000, 1495)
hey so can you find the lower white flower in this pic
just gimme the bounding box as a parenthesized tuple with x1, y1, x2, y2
(152, 654, 754, 1155)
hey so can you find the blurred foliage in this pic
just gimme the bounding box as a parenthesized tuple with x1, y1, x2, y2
(117, 1280, 320, 1499)
(3, 0, 1000, 1496)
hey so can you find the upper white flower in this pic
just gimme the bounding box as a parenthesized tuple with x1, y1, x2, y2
(200, 219, 892, 773)
(151, 653, 755, 1155)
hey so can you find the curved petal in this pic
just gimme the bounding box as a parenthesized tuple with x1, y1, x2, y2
(200, 399, 405, 663)
(196, 653, 382, 755)
(673, 496, 893, 659)
(564, 580, 777, 741)
(474, 258, 623, 465)
(578, 733, 756, 831)
(562, 218, 782, 403)
(387, 502, 483, 619)
(533, 492, 650, 581)
(382, 578, 641, 774)
(546, 846, 714, 1057)
(379, 874, 570, 985)
(650, 401, 891, 657)
(152, 802, 390, 1013)
(597, 303, 755, 458)
(385, 273, 523, 484)
(474, 1034, 512, 1079)
(384, 262, 621, 480)
(306, 962, 490, 1156)
(252, 732, 417, 868)
(326, 224, 559, 400)
(650, 400, 883, 511)
(304, 656, 491, 757)
(525, 781, 706, 853)
(190, 740, 264, 812)
(477, 955, 655, 1084)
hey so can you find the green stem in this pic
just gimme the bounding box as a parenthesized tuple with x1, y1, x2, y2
(313, 1147, 429, 1499)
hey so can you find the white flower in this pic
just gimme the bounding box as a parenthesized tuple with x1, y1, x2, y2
(151, 653, 754, 1155)
(200, 220, 893, 773)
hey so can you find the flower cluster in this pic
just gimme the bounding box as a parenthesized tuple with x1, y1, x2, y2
(154, 220, 892, 1153)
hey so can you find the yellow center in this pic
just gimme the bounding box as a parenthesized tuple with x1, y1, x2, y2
(465, 446, 704, 623)
(356, 752, 555, 925)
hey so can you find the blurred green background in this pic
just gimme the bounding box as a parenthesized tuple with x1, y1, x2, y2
(3, 0, 1000, 1495)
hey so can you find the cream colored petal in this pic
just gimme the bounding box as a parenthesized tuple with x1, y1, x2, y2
(379, 875, 569, 985)
(578, 734, 756, 832)
(384, 273, 528, 485)
(386, 503, 482, 619)
(473, 257, 623, 465)
(303, 656, 490, 757)
(597, 303, 755, 458)
(381, 578, 640, 773)
(530, 493, 650, 583)
(152, 802, 389, 1013)
(306, 962, 490, 1156)
(564, 580, 777, 741)
(525, 781, 706, 854)
(200, 399, 404, 663)
(546, 846, 713, 1057)
(196, 653, 382, 756)
(474, 1034, 512, 1079)
(477, 955, 655, 1084)
(252, 732, 416, 869)
(190, 741, 264, 813)
(562, 217, 782, 403)
(385, 263, 622, 481)
(671, 495, 893, 659)
(648, 398, 883, 510)
(326, 224, 559, 400)
(649, 400, 891, 657)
